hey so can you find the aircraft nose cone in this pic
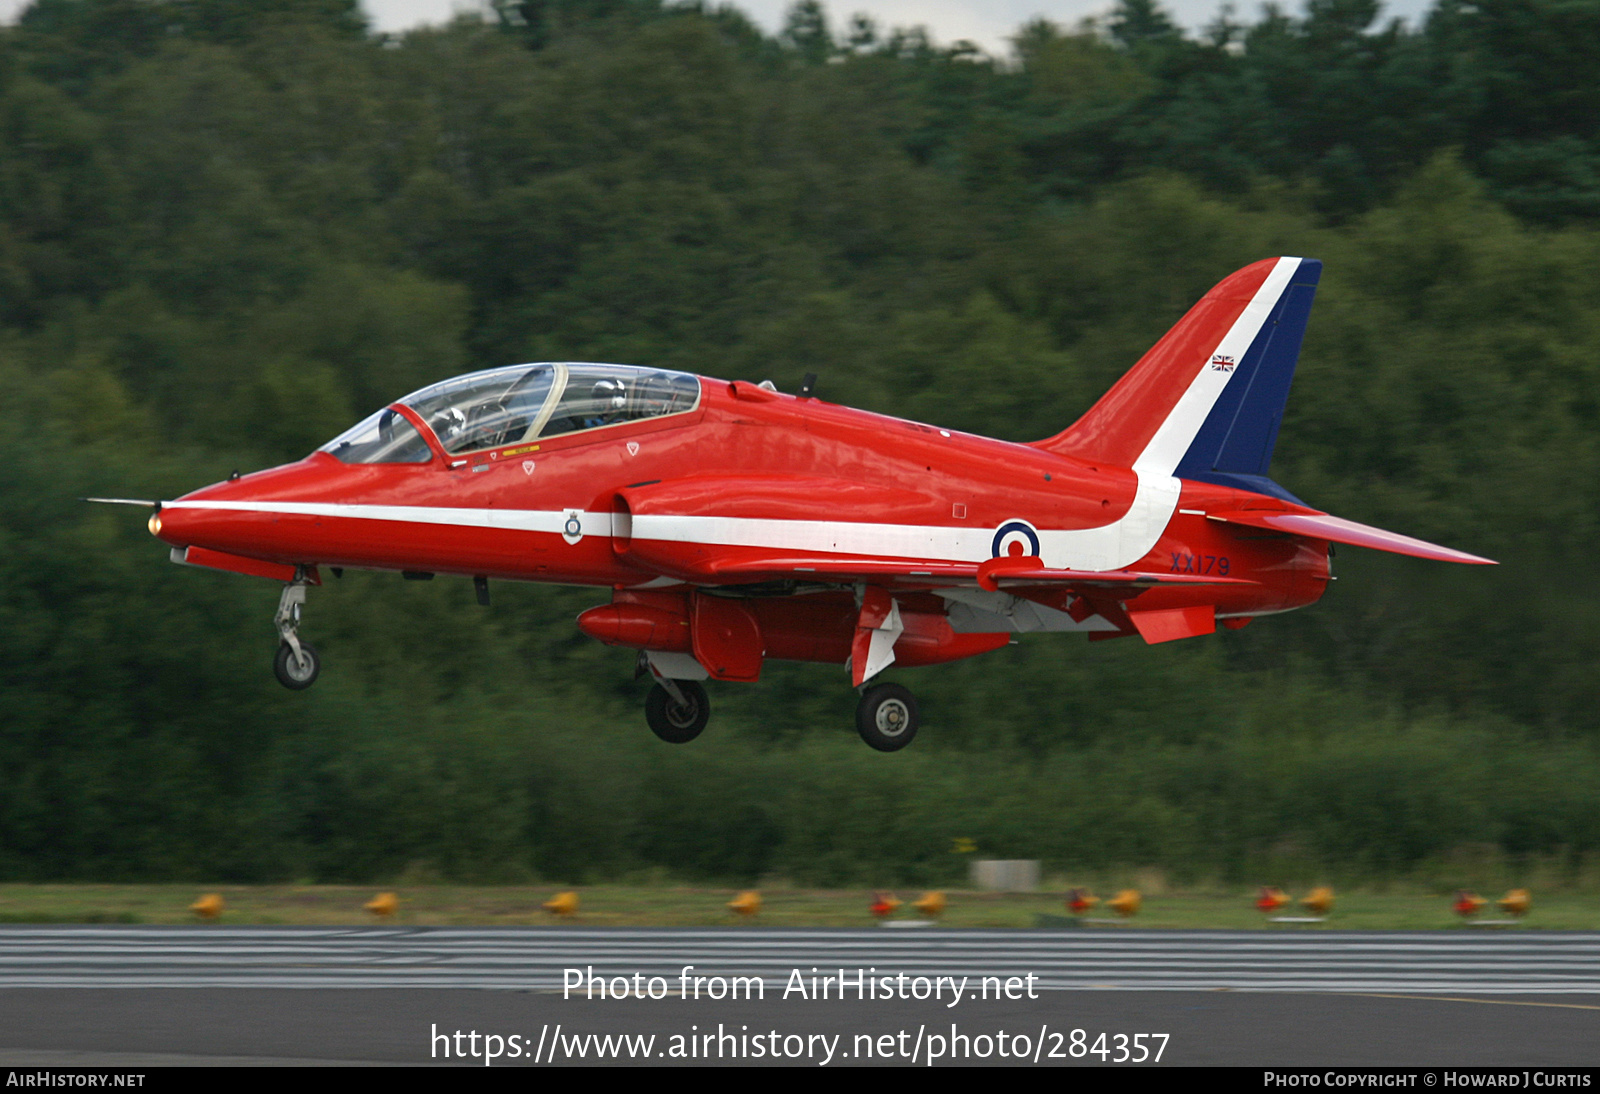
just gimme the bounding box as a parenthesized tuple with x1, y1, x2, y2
(146, 455, 338, 564)
(148, 500, 227, 552)
(148, 503, 193, 548)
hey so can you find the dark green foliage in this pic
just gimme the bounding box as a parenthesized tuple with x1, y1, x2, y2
(3, 0, 1600, 883)
(1428, 0, 1600, 221)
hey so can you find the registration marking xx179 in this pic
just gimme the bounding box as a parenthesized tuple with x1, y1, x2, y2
(1170, 552, 1230, 576)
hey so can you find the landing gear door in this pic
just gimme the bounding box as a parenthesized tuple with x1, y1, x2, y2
(690, 593, 764, 682)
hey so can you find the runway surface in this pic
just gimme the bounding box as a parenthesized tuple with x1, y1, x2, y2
(3, 928, 1599, 1065)
(2, 925, 1598, 992)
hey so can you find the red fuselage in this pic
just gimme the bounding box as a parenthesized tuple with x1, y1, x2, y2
(153, 375, 1328, 672)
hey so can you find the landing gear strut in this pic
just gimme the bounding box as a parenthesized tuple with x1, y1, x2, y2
(856, 682, 918, 752)
(272, 572, 320, 690)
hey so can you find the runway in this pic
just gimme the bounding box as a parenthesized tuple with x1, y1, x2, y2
(4, 928, 1600, 1065)
(2, 925, 1600, 992)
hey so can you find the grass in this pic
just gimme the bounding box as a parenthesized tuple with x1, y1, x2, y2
(0, 883, 1594, 929)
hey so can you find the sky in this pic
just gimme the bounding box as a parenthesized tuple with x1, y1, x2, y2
(725, 0, 1434, 52)
(0, 0, 1438, 54)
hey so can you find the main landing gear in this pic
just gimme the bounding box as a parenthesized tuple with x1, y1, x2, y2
(272, 573, 320, 690)
(645, 679, 709, 743)
(855, 682, 918, 752)
(637, 667, 920, 752)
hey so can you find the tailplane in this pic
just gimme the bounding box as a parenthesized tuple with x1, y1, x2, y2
(1206, 508, 1495, 565)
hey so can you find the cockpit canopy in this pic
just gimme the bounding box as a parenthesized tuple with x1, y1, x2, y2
(320, 363, 701, 464)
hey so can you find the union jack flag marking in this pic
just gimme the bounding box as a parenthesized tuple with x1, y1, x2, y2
(1210, 354, 1236, 372)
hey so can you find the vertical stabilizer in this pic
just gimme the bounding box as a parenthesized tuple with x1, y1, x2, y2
(1035, 258, 1321, 497)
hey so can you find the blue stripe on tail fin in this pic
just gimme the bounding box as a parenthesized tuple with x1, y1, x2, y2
(1174, 258, 1322, 502)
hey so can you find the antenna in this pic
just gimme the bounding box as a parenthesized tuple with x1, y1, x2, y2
(799, 372, 817, 399)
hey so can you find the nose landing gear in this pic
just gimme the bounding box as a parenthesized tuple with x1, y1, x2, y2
(272, 573, 320, 690)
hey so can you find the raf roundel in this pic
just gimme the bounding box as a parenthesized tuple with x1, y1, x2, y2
(991, 520, 1041, 559)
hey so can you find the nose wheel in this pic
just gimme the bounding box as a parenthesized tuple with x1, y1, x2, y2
(856, 682, 918, 751)
(274, 639, 320, 690)
(272, 574, 320, 690)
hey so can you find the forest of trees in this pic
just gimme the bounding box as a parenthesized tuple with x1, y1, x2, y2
(3, 0, 1600, 886)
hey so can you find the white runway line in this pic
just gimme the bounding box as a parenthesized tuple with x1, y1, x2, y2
(1, 928, 1599, 993)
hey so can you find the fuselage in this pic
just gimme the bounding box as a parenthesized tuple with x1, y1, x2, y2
(152, 371, 1329, 635)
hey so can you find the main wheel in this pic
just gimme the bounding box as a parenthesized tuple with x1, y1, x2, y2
(645, 680, 709, 743)
(856, 683, 918, 752)
(273, 640, 320, 690)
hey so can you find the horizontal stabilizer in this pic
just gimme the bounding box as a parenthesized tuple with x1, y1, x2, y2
(1207, 510, 1495, 565)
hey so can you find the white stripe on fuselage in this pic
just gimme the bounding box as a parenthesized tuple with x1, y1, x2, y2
(166, 260, 1299, 571)
(162, 500, 573, 535)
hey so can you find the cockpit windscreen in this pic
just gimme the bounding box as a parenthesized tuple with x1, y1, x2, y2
(319, 408, 434, 464)
(319, 363, 701, 463)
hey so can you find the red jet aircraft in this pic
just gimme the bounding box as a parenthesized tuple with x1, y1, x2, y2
(101, 257, 1492, 751)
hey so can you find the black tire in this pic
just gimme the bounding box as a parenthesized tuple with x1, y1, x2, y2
(856, 683, 918, 752)
(273, 640, 320, 690)
(645, 680, 709, 743)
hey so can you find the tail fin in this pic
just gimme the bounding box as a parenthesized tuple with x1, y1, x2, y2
(1035, 257, 1321, 499)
